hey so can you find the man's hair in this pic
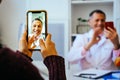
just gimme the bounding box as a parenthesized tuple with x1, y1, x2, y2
(89, 9, 106, 19)
(32, 18, 43, 25)
(0, 38, 2, 48)
(0, 43, 2, 48)
(0, 0, 2, 4)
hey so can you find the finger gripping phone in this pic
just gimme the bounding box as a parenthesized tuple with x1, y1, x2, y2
(105, 21, 115, 30)
(26, 10, 48, 51)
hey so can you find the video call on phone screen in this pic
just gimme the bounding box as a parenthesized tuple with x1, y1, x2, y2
(27, 10, 47, 50)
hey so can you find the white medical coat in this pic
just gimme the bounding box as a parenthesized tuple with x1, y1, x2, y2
(66, 30, 120, 71)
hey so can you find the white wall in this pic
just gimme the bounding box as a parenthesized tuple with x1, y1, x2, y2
(0, 0, 27, 50)
(114, 0, 120, 35)
(72, 4, 113, 33)
(26, 0, 68, 21)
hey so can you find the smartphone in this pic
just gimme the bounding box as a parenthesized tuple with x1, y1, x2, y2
(26, 10, 47, 51)
(105, 21, 115, 30)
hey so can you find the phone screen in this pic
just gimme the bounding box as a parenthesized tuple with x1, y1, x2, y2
(27, 10, 47, 51)
(105, 21, 115, 30)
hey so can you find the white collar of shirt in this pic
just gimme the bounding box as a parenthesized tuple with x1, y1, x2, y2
(87, 29, 107, 47)
(29, 33, 42, 38)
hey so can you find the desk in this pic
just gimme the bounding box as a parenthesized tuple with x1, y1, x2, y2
(66, 69, 120, 80)
(70, 73, 120, 80)
(80, 72, 120, 80)
(103, 72, 120, 80)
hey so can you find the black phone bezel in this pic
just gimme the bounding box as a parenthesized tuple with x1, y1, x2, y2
(26, 10, 48, 51)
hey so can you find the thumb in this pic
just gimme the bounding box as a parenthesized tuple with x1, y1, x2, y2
(22, 29, 27, 40)
(46, 33, 51, 42)
(39, 39, 45, 49)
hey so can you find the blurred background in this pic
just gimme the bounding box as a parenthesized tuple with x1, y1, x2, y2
(0, 0, 120, 80)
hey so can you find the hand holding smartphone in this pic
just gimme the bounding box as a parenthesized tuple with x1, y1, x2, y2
(105, 21, 115, 30)
(26, 10, 47, 51)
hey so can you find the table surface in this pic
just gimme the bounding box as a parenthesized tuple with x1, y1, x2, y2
(66, 69, 120, 80)
(103, 72, 120, 80)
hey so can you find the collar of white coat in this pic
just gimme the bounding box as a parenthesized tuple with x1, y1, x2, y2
(87, 29, 106, 39)
(87, 29, 107, 46)
(29, 33, 42, 38)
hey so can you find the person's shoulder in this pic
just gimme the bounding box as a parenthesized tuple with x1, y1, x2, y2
(0, 47, 14, 54)
(0, 47, 18, 62)
(0, 47, 24, 60)
(0, 47, 32, 64)
(0, 47, 21, 58)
